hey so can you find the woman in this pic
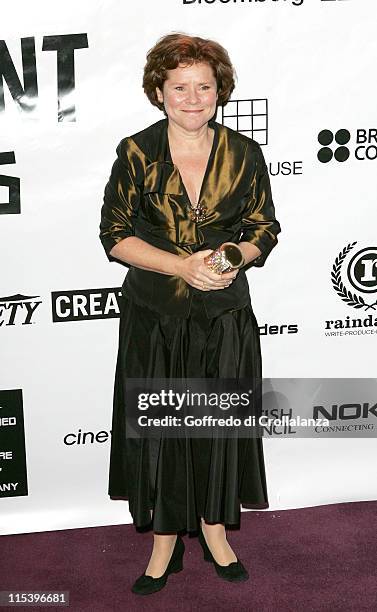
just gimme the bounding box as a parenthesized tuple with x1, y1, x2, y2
(100, 33, 281, 595)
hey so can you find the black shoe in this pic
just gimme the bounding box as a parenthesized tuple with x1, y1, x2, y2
(198, 526, 249, 582)
(131, 535, 185, 595)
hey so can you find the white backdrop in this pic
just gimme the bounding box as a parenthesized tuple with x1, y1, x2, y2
(1, 0, 377, 535)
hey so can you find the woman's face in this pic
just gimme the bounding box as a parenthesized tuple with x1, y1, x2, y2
(156, 62, 218, 132)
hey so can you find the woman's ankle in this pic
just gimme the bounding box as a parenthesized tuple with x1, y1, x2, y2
(145, 534, 178, 577)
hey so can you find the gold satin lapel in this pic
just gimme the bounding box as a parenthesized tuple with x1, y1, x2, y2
(143, 161, 183, 195)
(199, 125, 247, 220)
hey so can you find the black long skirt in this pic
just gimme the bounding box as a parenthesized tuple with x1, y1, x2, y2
(108, 293, 269, 533)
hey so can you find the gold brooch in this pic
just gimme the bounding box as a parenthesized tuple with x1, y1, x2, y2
(189, 202, 207, 223)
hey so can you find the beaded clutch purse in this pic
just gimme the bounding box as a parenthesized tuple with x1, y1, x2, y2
(203, 242, 245, 274)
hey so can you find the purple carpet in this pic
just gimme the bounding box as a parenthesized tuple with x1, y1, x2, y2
(1, 501, 376, 611)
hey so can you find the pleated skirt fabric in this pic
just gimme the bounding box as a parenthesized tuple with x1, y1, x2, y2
(108, 293, 269, 534)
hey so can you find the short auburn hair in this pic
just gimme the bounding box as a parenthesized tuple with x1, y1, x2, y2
(143, 33, 236, 111)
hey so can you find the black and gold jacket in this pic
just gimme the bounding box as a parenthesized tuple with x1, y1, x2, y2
(99, 117, 281, 318)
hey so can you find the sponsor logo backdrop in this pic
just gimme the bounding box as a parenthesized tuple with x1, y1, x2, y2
(1, 0, 376, 534)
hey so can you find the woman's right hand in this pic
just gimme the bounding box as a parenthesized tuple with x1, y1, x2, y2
(176, 250, 239, 292)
